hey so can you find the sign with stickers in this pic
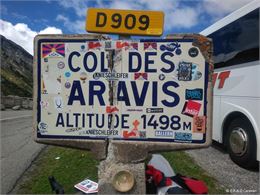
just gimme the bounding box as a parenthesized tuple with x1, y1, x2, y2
(86, 8, 164, 36)
(34, 35, 212, 145)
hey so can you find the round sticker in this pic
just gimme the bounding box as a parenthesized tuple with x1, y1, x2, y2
(57, 61, 65, 69)
(159, 74, 166, 81)
(38, 122, 48, 133)
(65, 72, 71, 78)
(188, 47, 199, 57)
(93, 73, 100, 80)
(81, 45, 85, 50)
(65, 81, 71, 89)
(80, 72, 87, 83)
(175, 48, 182, 55)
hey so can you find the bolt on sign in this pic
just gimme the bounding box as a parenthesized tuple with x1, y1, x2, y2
(86, 8, 164, 36)
(33, 34, 213, 152)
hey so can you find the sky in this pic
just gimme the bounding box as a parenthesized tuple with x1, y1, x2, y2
(0, 0, 254, 55)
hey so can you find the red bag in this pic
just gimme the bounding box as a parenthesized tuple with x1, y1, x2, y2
(171, 174, 208, 194)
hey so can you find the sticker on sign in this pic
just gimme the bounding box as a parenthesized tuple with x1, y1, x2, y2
(34, 35, 213, 147)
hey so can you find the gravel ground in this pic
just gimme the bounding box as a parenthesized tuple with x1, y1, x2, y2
(186, 145, 259, 194)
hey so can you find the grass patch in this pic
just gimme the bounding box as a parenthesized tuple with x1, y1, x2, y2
(16, 146, 98, 194)
(16, 147, 226, 194)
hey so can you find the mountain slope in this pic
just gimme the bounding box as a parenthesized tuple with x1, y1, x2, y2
(0, 35, 33, 97)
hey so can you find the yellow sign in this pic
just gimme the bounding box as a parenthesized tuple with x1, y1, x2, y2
(86, 8, 164, 36)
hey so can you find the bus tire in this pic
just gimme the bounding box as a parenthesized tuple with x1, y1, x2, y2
(226, 117, 258, 170)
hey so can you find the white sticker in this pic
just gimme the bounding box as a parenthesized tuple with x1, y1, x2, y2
(53, 96, 63, 110)
(38, 122, 48, 133)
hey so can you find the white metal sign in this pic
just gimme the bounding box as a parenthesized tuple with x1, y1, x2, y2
(35, 38, 209, 144)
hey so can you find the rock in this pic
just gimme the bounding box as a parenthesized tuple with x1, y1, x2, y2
(1, 104, 5, 110)
(1, 35, 33, 97)
(22, 104, 29, 109)
(12, 105, 21, 110)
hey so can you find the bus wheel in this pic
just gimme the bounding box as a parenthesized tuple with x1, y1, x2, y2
(226, 117, 258, 170)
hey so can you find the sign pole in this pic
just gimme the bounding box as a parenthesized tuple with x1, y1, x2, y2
(98, 35, 146, 194)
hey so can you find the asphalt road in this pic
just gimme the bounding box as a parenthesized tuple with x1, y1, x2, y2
(186, 145, 259, 194)
(0, 110, 45, 194)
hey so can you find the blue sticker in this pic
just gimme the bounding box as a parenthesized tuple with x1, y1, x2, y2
(160, 42, 182, 55)
(65, 71, 71, 78)
(155, 131, 173, 137)
(175, 132, 192, 141)
(185, 88, 203, 100)
(80, 45, 86, 52)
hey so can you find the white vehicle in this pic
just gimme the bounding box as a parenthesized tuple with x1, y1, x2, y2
(200, 0, 259, 169)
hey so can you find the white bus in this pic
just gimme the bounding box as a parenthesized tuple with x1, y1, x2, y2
(200, 0, 259, 169)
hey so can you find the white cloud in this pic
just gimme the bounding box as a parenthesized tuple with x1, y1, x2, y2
(141, 0, 200, 30)
(166, 7, 200, 30)
(0, 19, 62, 55)
(105, 0, 142, 10)
(59, 0, 87, 17)
(56, 14, 85, 33)
(39, 27, 62, 34)
(138, 0, 179, 11)
(57, 0, 255, 34)
(58, 0, 199, 32)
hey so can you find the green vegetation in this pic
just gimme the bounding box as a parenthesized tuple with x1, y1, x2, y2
(16, 146, 98, 194)
(0, 68, 32, 97)
(16, 147, 226, 194)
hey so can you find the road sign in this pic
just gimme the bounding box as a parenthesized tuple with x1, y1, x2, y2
(86, 8, 164, 36)
(34, 35, 212, 146)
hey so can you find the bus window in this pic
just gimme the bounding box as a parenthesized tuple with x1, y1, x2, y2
(209, 8, 259, 69)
